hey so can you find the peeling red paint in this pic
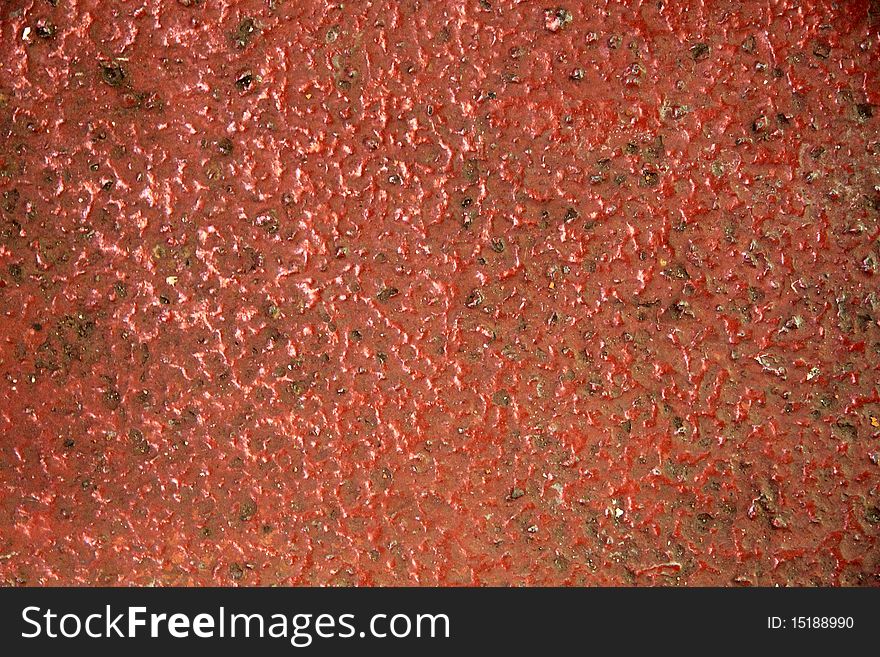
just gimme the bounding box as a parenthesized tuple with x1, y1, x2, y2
(0, 0, 878, 586)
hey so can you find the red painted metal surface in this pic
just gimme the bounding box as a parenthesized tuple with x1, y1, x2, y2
(0, 0, 878, 585)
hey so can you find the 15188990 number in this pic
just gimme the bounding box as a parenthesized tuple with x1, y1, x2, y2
(768, 617, 854, 629)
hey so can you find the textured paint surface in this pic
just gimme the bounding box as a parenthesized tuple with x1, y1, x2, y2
(0, 0, 879, 586)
